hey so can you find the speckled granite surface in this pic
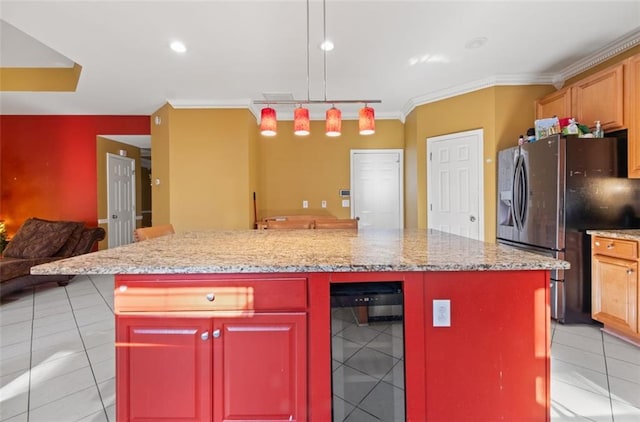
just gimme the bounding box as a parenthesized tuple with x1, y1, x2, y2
(31, 229, 569, 275)
(587, 229, 640, 241)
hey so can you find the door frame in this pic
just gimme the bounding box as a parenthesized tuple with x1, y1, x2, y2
(426, 129, 484, 241)
(350, 149, 404, 229)
(107, 153, 136, 248)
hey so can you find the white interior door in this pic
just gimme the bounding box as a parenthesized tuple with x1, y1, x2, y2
(427, 129, 484, 240)
(107, 153, 135, 247)
(351, 149, 403, 229)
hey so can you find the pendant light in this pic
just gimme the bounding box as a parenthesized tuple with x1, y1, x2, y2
(358, 105, 375, 135)
(326, 106, 341, 137)
(260, 107, 277, 136)
(254, 0, 380, 137)
(294, 106, 310, 136)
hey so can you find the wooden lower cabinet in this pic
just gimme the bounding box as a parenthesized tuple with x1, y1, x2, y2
(116, 313, 307, 422)
(592, 236, 639, 339)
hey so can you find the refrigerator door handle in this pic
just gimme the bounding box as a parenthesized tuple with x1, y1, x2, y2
(512, 155, 528, 231)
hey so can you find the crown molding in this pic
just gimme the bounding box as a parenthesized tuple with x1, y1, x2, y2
(401, 73, 556, 119)
(558, 28, 640, 86)
(167, 99, 252, 109)
(400, 28, 640, 120)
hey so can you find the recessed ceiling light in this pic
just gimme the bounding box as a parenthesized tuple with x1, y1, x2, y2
(320, 40, 334, 51)
(170, 41, 187, 53)
(408, 54, 450, 66)
(465, 37, 488, 50)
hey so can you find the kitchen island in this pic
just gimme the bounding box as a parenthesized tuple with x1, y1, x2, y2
(32, 229, 568, 422)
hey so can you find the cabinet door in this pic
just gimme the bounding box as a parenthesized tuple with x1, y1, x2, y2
(213, 313, 307, 422)
(535, 87, 572, 120)
(116, 316, 212, 422)
(592, 255, 638, 333)
(572, 64, 624, 131)
(627, 54, 640, 178)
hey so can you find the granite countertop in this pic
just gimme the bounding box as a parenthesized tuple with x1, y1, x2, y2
(587, 229, 640, 241)
(31, 229, 569, 275)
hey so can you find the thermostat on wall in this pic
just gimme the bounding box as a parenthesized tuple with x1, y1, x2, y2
(339, 189, 350, 197)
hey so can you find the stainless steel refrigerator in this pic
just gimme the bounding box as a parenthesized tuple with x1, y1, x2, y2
(497, 133, 640, 323)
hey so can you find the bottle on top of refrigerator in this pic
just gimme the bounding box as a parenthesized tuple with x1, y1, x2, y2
(594, 121, 604, 138)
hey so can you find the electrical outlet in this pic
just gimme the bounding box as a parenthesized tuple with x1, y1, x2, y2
(433, 299, 451, 327)
(341, 199, 350, 208)
(302, 200, 308, 208)
(321, 200, 327, 208)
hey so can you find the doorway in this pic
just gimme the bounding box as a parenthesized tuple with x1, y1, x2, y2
(350, 149, 404, 229)
(427, 129, 484, 240)
(107, 153, 136, 247)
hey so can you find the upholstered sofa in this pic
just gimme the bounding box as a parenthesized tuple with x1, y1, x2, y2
(0, 218, 105, 299)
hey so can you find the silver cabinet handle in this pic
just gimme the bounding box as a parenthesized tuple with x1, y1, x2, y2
(595, 241, 601, 246)
(627, 269, 634, 275)
(201, 331, 209, 341)
(213, 329, 221, 339)
(206, 293, 215, 302)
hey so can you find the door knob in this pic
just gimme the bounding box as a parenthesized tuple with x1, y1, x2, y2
(201, 331, 209, 341)
(112, 214, 118, 219)
(206, 293, 215, 302)
(469, 215, 476, 222)
(213, 329, 221, 339)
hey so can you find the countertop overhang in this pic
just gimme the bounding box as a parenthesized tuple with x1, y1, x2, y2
(587, 229, 640, 241)
(31, 229, 569, 275)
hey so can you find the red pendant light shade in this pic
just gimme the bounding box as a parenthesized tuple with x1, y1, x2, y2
(359, 106, 375, 135)
(325, 107, 342, 137)
(294, 107, 310, 136)
(260, 107, 277, 136)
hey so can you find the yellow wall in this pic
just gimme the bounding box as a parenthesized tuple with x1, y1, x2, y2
(154, 106, 256, 231)
(257, 119, 405, 219)
(96, 136, 142, 249)
(405, 85, 555, 241)
(404, 111, 419, 229)
(151, 105, 171, 227)
(148, 48, 637, 239)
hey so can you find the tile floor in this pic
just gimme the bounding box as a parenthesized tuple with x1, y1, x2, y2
(0, 275, 639, 421)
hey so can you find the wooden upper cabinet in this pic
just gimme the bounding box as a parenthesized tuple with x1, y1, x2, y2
(627, 54, 640, 178)
(571, 63, 624, 131)
(535, 87, 572, 120)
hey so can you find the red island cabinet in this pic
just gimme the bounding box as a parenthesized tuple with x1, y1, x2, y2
(307, 270, 550, 421)
(115, 275, 308, 422)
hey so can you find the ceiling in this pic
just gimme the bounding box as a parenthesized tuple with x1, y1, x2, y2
(1, 0, 640, 123)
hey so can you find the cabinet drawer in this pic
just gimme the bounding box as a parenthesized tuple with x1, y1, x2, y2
(115, 277, 307, 312)
(593, 237, 638, 260)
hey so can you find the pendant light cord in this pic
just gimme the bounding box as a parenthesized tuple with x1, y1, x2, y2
(323, 0, 327, 102)
(306, 0, 310, 103)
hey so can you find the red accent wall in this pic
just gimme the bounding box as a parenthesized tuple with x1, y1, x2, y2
(0, 115, 149, 235)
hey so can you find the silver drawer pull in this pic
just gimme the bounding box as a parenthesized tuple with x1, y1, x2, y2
(627, 269, 634, 275)
(206, 293, 215, 302)
(119, 285, 128, 292)
(213, 329, 221, 339)
(595, 241, 601, 247)
(201, 331, 209, 341)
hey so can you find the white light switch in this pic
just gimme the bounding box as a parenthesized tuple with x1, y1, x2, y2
(321, 200, 327, 208)
(302, 200, 308, 208)
(433, 299, 451, 327)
